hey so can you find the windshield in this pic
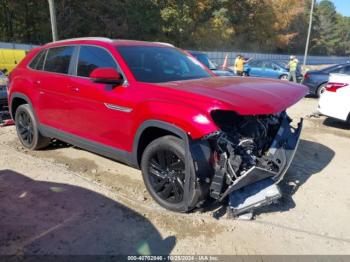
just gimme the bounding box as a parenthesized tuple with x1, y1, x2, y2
(191, 53, 217, 70)
(273, 61, 287, 68)
(117, 46, 211, 83)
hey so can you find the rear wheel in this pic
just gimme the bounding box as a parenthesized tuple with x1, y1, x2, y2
(15, 104, 51, 150)
(141, 135, 205, 212)
(279, 74, 288, 80)
(317, 83, 327, 97)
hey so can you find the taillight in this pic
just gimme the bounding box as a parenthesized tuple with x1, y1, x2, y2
(326, 82, 348, 92)
(304, 73, 309, 80)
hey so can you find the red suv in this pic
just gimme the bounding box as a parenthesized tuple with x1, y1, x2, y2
(8, 38, 307, 212)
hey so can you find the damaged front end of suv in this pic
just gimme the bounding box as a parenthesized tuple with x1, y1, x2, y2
(192, 110, 303, 216)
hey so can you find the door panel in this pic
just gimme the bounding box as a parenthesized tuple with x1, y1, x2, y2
(68, 78, 135, 151)
(248, 61, 263, 77)
(262, 62, 278, 78)
(67, 45, 134, 151)
(36, 46, 75, 130)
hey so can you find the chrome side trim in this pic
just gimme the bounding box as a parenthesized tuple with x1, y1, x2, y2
(104, 103, 133, 113)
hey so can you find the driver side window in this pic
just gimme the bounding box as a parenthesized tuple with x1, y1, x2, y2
(77, 46, 119, 77)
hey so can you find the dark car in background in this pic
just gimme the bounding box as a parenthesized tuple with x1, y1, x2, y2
(0, 71, 8, 109)
(189, 51, 235, 76)
(302, 63, 350, 97)
(244, 59, 303, 82)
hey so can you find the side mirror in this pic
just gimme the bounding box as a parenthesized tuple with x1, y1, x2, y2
(90, 67, 123, 85)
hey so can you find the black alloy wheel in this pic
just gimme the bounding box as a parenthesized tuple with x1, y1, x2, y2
(17, 110, 34, 147)
(141, 135, 206, 212)
(147, 149, 185, 203)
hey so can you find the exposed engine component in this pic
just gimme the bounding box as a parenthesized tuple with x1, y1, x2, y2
(207, 110, 285, 199)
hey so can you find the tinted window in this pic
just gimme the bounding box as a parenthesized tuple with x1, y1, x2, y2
(191, 53, 216, 70)
(263, 61, 273, 69)
(323, 65, 342, 73)
(77, 46, 118, 77)
(250, 60, 263, 67)
(44, 46, 74, 74)
(117, 46, 211, 83)
(29, 50, 46, 70)
(329, 66, 342, 73)
(341, 65, 350, 75)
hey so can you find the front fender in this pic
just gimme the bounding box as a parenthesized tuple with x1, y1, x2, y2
(133, 100, 219, 139)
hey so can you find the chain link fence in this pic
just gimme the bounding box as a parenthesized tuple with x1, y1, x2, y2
(202, 51, 350, 66)
(1, 41, 349, 65)
(0, 41, 38, 51)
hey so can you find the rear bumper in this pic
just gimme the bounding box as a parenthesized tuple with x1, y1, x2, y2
(301, 79, 317, 94)
(220, 115, 303, 200)
(318, 92, 349, 121)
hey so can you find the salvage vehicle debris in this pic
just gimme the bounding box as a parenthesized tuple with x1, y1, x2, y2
(201, 111, 302, 217)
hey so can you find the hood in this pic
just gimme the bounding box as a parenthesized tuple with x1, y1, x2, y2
(158, 77, 308, 115)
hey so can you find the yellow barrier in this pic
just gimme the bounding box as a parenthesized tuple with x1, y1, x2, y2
(0, 49, 27, 74)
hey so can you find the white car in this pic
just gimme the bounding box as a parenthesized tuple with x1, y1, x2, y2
(318, 73, 350, 123)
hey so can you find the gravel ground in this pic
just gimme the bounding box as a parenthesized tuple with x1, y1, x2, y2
(0, 97, 350, 255)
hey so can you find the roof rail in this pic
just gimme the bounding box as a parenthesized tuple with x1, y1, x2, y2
(152, 42, 174, 47)
(49, 37, 113, 44)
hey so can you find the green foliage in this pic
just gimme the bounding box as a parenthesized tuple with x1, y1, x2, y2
(0, 0, 349, 56)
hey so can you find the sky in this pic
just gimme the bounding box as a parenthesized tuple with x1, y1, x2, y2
(328, 0, 350, 17)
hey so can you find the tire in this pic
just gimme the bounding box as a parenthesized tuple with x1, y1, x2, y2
(141, 135, 205, 212)
(279, 74, 288, 80)
(317, 83, 327, 97)
(15, 104, 51, 150)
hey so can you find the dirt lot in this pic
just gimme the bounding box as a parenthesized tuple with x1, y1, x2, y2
(0, 97, 350, 255)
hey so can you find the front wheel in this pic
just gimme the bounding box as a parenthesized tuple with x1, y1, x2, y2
(141, 135, 205, 212)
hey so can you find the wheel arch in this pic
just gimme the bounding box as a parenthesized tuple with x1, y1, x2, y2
(316, 81, 328, 95)
(132, 120, 188, 168)
(10, 93, 35, 120)
(279, 73, 288, 79)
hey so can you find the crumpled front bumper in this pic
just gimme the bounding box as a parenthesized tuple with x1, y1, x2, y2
(219, 114, 303, 201)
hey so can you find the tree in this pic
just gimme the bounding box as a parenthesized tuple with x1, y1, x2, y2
(0, 0, 349, 56)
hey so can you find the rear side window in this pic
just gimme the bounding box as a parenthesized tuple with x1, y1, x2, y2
(250, 60, 263, 67)
(28, 50, 46, 70)
(263, 61, 273, 69)
(44, 46, 74, 74)
(340, 65, 350, 75)
(77, 46, 118, 77)
(325, 66, 342, 73)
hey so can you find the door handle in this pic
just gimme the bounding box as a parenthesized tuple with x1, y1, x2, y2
(68, 86, 79, 92)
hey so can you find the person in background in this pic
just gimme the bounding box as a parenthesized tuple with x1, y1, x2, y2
(235, 55, 250, 76)
(287, 55, 299, 83)
(233, 54, 240, 74)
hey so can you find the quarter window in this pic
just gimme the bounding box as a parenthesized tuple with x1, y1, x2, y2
(77, 46, 118, 77)
(28, 50, 46, 70)
(44, 46, 74, 74)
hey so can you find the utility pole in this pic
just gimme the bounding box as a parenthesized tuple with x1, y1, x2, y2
(303, 0, 315, 66)
(48, 0, 58, 41)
